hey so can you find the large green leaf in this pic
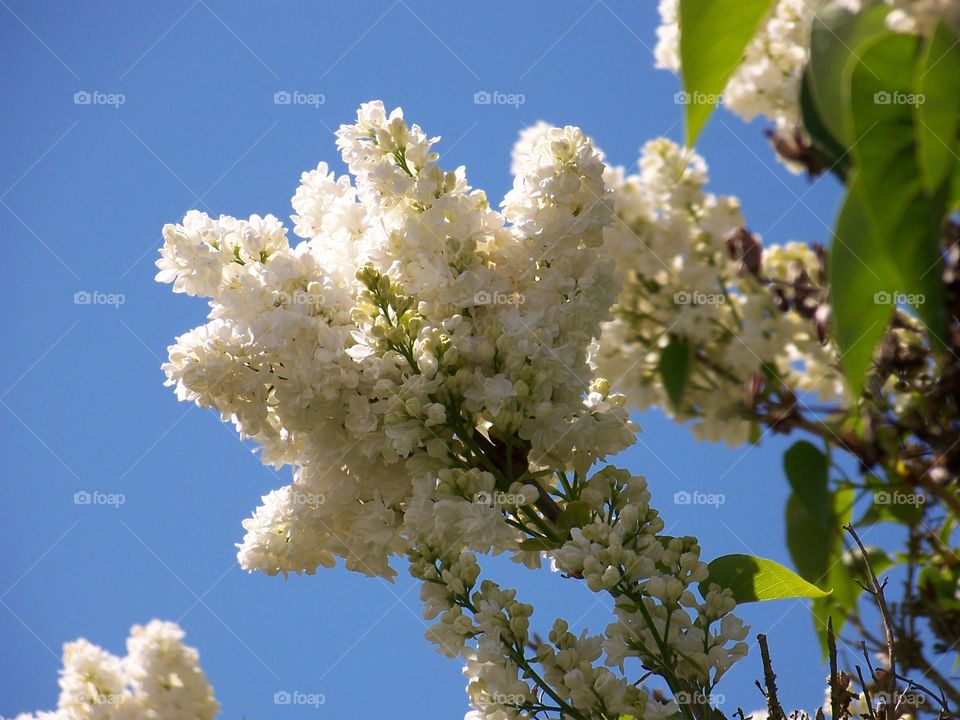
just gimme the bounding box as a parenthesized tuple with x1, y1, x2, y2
(659, 338, 692, 409)
(705, 554, 831, 603)
(807, 1, 891, 146)
(847, 32, 946, 337)
(787, 480, 853, 590)
(828, 178, 897, 392)
(783, 441, 829, 515)
(679, 0, 777, 144)
(915, 22, 960, 192)
(800, 66, 850, 179)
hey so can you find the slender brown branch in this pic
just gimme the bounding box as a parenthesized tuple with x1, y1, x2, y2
(828, 618, 843, 720)
(845, 525, 897, 720)
(757, 634, 786, 720)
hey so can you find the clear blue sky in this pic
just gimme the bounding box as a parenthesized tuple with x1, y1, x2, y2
(1, 2, 895, 717)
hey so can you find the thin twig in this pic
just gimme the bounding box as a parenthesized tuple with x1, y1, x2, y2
(828, 617, 843, 720)
(845, 524, 897, 720)
(758, 634, 786, 720)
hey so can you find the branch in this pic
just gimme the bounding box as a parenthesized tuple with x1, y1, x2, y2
(757, 634, 786, 720)
(828, 618, 843, 720)
(845, 525, 896, 720)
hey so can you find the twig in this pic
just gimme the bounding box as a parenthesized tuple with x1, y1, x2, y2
(845, 524, 897, 720)
(758, 634, 786, 720)
(828, 617, 843, 720)
(855, 665, 878, 720)
(845, 611, 960, 710)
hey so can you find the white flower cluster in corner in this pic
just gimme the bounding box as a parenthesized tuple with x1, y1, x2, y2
(654, 0, 960, 131)
(13, 621, 218, 720)
(597, 138, 843, 445)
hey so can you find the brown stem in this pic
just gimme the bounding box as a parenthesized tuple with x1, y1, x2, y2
(845, 525, 897, 720)
(757, 634, 786, 720)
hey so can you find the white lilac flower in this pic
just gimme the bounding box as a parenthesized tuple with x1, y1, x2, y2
(14, 621, 217, 720)
(595, 137, 843, 445)
(160, 102, 635, 579)
(158, 102, 751, 719)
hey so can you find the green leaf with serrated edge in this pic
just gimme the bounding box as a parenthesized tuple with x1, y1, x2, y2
(847, 32, 946, 336)
(556, 500, 592, 532)
(915, 22, 960, 192)
(807, 1, 891, 146)
(828, 177, 897, 392)
(679, 0, 777, 144)
(659, 338, 692, 409)
(704, 554, 831, 603)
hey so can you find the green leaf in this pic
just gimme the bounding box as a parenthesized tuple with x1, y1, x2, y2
(786, 494, 832, 583)
(847, 32, 946, 336)
(800, 66, 850, 179)
(659, 338, 692, 409)
(783, 441, 829, 515)
(556, 500, 592, 532)
(828, 178, 897, 392)
(786, 478, 853, 591)
(678, 0, 777, 144)
(705, 554, 831, 603)
(807, 1, 891, 146)
(915, 21, 960, 192)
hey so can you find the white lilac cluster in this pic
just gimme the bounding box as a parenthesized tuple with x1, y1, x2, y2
(552, 468, 749, 700)
(654, 0, 960, 132)
(158, 101, 634, 580)
(13, 621, 218, 720)
(410, 466, 748, 720)
(158, 103, 751, 719)
(596, 138, 842, 444)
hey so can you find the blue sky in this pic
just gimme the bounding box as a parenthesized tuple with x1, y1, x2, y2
(0, 1, 895, 717)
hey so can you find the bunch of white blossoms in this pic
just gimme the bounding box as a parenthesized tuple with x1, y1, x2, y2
(654, 0, 960, 131)
(597, 137, 843, 445)
(410, 467, 748, 720)
(159, 100, 634, 580)
(158, 102, 750, 719)
(14, 621, 218, 720)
